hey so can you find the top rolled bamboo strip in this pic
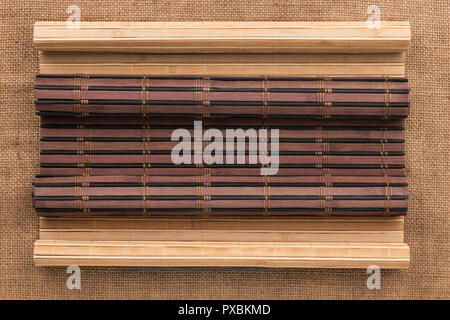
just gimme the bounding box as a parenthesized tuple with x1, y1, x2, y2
(33, 21, 411, 53)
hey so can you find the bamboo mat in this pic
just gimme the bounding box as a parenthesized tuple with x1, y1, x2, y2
(32, 29, 411, 265)
(1, 0, 448, 299)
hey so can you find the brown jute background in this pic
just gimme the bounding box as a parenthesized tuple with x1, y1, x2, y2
(0, 0, 448, 300)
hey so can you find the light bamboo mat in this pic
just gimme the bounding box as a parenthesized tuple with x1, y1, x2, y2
(35, 216, 409, 268)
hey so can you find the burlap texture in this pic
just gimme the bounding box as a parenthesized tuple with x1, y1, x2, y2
(0, 0, 448, 299)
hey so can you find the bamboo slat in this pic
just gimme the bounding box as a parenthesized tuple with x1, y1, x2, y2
(34, 74, 410, 119)
(39, 216, 405, 243)
(37, 114, 407, 177)
(38, 52, 406, 76)
(33, 21, 411, 53)
(33, 174, 408, 217)
(34, 240, 410, 268)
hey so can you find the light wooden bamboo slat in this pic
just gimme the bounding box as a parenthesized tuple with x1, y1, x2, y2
(34, 240, 410, 268)
(34, 21, 411, 53)
(34, 216, 409, 268)
(39, 216, 404, 243)
(38, 52, 405, 76)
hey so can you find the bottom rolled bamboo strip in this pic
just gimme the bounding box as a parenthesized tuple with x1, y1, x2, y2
(34, 240, 410, 268)
(35, 216, 409, 268)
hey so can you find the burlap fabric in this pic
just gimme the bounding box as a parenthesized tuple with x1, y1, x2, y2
(0, 0, 448, 299)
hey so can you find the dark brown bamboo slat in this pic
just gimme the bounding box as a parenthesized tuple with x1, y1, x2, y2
(35, 75, 409, 119)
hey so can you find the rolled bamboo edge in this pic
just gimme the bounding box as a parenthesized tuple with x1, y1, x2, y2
(33, 21, 411, 53)
(33, 240, 410, 269)
(35, 216, 409, 268)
